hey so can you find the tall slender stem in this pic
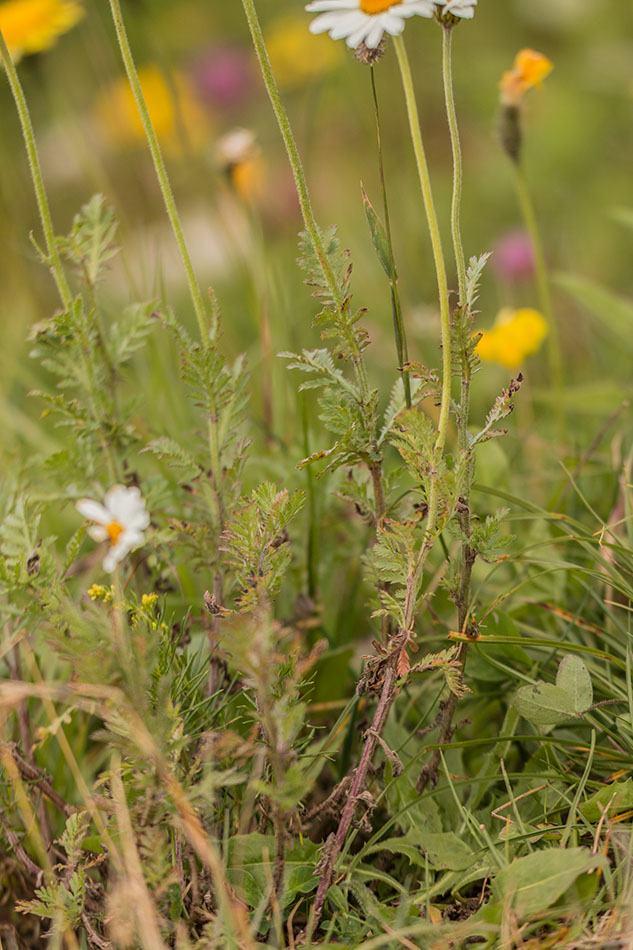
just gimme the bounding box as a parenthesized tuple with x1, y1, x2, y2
(370, 67, 411, 408)
(107, 0, 208, 341)
(442, 25, 467, 306)
(393, 33, 451, 455)
(0, 28, 120, 481)
(240, 0, 370, 401)
(0, 28, 72, 310)
(514, 165, 565, 436)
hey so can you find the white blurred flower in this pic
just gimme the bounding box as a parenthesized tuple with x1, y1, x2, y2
(306, 0, 436, 50)
(76, 485, 150, 573)
(439, 0, 477, 18)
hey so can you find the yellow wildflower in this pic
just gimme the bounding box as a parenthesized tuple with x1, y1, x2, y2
(476, 307, 548, 369)
(217, 128, 266, 204)
(500, 49, 553, 107)
(88, 584, 113, 603)
(95, 64, 210, 154)
(0, 0, 83, 62)
(267, 13, 341, 88)
(141, 593, 158, 609)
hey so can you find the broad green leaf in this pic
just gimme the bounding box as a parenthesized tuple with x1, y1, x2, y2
(580, 779, 633, 822)
(408, 831, 476, 871)
(556, 655, 593, 714)
(514, 654, 594, 725)
(225, 834, 318, 908)
(513, 682, 577, 725)
(418, 832, 476, 871)
(364, 837, 426, 868)
(493, 847, 606, 916)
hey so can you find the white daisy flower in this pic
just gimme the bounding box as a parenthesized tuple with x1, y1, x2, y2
(76, 485, 150, 573)
(306, 0, 436, 50)
(438, 0, 477, 19)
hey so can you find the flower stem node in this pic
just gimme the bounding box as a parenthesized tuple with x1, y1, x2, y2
(355, 37, 386, 64)
(434, 0, 477, 26)
(76, 485, 150, 574)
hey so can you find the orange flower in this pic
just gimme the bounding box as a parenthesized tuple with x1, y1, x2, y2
(0, 0, 83, 62)
(499, 49, 553, 107)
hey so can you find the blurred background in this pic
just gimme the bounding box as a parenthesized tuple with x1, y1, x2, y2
(1, 0, 632, 501)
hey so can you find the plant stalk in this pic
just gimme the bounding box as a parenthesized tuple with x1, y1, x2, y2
(107, 0, 209, 341)
(393, 33, 452, 456)
(513, 164, 565, 437)
(0, 28, 72, 308)
(416, 21, 476, 793)
(240, 0, 370, 402)
(442, 25, 467, 306)
(370, 66, 411, 408)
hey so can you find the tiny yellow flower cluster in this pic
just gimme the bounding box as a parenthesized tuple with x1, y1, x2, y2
(476, 308, 548, 370)
(130, 592, 160, 630)
(0, 0, 83, 63)
(88, 584, 114, 603)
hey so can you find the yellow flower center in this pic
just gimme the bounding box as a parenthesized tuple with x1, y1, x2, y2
(360, 0, 394, 14)
(107, 521, 124, 545)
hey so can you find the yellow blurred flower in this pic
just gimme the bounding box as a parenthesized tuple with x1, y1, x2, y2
(266, 13, 341, 88)
(500, 49, 553, 107)
(217, 128, 265, 204)
(0, 0, 83, 62)
(476, 307, 548, 369)
(95, 64, 210, 154)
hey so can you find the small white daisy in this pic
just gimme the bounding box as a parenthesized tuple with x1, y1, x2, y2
(306, 0, 436, 50)
(76, 485, 150, 573)
(438, 0, 477, 19)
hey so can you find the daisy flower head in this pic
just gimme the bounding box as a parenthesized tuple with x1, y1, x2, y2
(306, 0, 436, 51)
(436, 0, 477, 20)
(76, 485, 150, 573)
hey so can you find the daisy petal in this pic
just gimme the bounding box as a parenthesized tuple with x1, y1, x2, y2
(88, 525, 109, 542)
(76, 498, 110, 524)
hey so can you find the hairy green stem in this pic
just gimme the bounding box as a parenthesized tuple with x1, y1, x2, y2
(240, 0, 370, 401)
(0, 28, 72, 309)
(0, 29, 119, 481)
(419, 21, 475, 794)
(393, 33, 451, 455)
(107, 0, 209, 341)
(442, 25, 467, 306)
(370, 66, 411, 408)
(513, 165, 565, 436)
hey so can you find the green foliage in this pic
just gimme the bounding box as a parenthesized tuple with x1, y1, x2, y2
(57, 194, 119, 285)
(1, 5, 631, 948)
(514, 656, 594, 725)
(221, 482, 305, 608)
(298, 225, 370, 365)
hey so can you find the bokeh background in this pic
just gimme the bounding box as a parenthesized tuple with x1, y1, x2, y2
(1, 0, 632, 521)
